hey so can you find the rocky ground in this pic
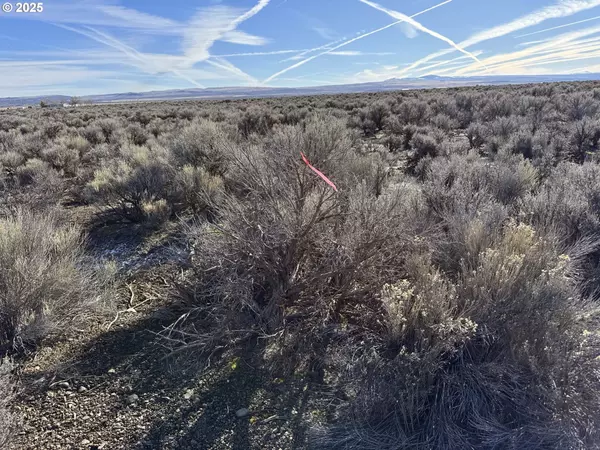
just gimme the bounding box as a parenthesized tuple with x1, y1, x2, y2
(10, 215, 328, 450)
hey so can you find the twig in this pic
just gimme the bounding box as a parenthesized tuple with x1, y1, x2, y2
(106, 284, 152, 330)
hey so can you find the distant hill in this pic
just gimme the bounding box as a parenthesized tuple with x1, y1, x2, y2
(3, 73, 600, 107)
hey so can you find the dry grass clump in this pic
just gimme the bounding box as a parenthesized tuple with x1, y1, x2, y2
(0, 208, 112, 354)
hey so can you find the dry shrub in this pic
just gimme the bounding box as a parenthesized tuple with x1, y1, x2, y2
(523, 161, 600, 241)
(501, 130, 534, 159)
(172, 165, 224, 215)
(349, 102, 389, 135)
(41, 122, 63, 140)
(569, 119, 600, 163)
(394, 98, 430, 126)
(163, 118, 424, 374)
(0, 151, 25, 170)
(41, 134, 88, 176)
(315, 222, 600, 449)
(81, 124, 105, 145)
(126, 123, 149, 146)
(94, 118, 121, 142)
(10, 158, 65, 210)
(87, 143, 172, 222)
(237, 106, 277, 137)
(169, 120, 228, 175)
(0, 209, 111, 354)
(422, 153, 539, 273)
(406, 133, 439, 173)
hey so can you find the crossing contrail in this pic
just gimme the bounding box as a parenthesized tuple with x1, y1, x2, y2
(263, 0, 452, 83)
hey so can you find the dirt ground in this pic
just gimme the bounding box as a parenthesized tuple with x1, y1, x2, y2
(10, 215, 327, 450)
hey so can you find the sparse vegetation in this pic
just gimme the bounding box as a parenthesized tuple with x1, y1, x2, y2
(2, 81, 600, 449)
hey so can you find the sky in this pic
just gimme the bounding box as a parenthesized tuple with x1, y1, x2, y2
(2, 0, 600, 96)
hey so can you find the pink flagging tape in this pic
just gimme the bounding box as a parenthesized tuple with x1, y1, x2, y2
(300, 152, 338, 192)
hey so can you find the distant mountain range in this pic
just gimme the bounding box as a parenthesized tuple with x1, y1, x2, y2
(3, 73, 600, 107)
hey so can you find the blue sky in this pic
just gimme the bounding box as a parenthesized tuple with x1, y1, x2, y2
(2, 0, 600, 96)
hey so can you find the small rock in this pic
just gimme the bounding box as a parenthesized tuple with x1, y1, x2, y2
(183, 389, 194, 400)
(57, 381, 70, 389)
(108, 368, 116, 374)
(81, 439, 90, 445)
(78, 386, 88, 393)
(236, 408, 250, 418)
(46, 391, 55, 398)
(126, 394, 139, 404)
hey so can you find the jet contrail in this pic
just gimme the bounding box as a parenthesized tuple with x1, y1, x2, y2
(359, 0, 483, 67)
(232, 0, 271, 27)
(56, 24, 206, 88)
(516, 15, 600, 38)
(86, 26, 207, 88)
(442, 24, 600, 76)
(280, 37, 346, 62)
(213, 49, 309, 57)
(263, 0, 452, 83)
(207, 57, 258, 84)
(393, 0, 600, 78)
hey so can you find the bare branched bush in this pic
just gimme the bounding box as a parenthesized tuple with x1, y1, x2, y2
(360, 102, 390, 132)
(522, 161, 600, 242)
(41, 134, 88, 176)
(126, 123, 149, 146)
(163, 119, 425, 374)
(406, 132, 439, 174)
(564, 92, 598, 120)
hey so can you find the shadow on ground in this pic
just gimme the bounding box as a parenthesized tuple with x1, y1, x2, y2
(18, 297, 319, 449)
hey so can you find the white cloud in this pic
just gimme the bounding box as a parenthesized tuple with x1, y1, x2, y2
(206, 57, 259, 85)
(213, 49, 309, 57)
(40, 0, 273, 91)
(0, 1, 183, 34)
(279, 38, 347, 62)
(313, 27, 338, 40)
(399, 23, 419, 39)
(95, 4, 180, 31)
(222, 30, 269, 46)
(464, 0, 600, 46)
(181, 0, 270, 74)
